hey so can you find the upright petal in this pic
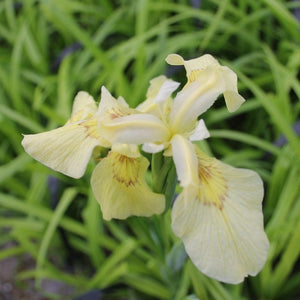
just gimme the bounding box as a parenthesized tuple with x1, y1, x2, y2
(137, 76, 180, 116)
(171, 149, 269, 284)
(98, 86, 132, 117)
(91, 146, 165, 220)
(68, 91, 98, 123)
(22, 118, 105, 178)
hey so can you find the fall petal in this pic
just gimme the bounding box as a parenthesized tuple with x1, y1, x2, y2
(171, 150, 269, 284)
(91, 151, 165, 220)
(220, 66, 245, 112)
(22, 119, 103, 178)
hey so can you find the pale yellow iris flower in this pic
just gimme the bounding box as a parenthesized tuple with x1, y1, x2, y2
(21, 53, 269, 284)
(22, 89, 165, 220)
(97, 54, 269, 284)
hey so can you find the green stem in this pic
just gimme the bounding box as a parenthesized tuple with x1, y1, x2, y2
(151, 152, 177, 209)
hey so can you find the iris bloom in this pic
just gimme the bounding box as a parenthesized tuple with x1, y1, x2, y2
(22, 52, 269, 284)
(98, 54, 269, 283)
(22, 89, 165, 220)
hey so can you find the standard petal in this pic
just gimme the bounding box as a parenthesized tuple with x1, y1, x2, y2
(91, 151, 165, 220)
(22, 118, 104, 178)
(137, 76, 180, 119)
(98, 86, 119, 113)
(100, 113, 171, 145)
(152, 78, 180, 106)
(67, 91, 98, 124)
(171, 150, 269, 284)
(171, 135, 199, 187)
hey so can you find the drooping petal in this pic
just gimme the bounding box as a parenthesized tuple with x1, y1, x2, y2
(22, 118, 105, 178)
(171, 149, 269, 284)
(91, 146, 165, 220)
(22, 90, 108, 178)
(171, 135, 199, 187)
(219, 66, 245, 112)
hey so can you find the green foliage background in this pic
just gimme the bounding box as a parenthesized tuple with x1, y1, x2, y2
(0, 0, 300, 299)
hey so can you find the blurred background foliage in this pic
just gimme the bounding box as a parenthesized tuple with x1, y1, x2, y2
(0, 0, 300, 299)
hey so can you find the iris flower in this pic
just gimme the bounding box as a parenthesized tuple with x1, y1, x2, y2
(22, 52, 269, 284)
(97, 54, 269, 283)
(22, 89, 165, 220)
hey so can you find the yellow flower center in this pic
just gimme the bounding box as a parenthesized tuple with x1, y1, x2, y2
(197, 154, 227, 210)
(110, 152, 139, 187)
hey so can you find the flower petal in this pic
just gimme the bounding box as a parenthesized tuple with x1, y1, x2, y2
(100, 113, 171, 145)
(68, 91, 98, 123)
(189, 119, 210, 141)
(142, 142, 166, 154)
(111, 143, 141, 158)
(22, 118, 103, 178)
(220, 66, 245, 112)
(165, 54, 185, 66)
(97, 86, 170, 145)
(169, 67, 225, 133)
(166, 53, 219, 82)
(137, 76, 180, 119)
(91, 150, 165, 220)
(152, 78, 180, 106)
(166, 54, 245, 114)
(171, 135, 199, 187)
(171, 149, 269, 284)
